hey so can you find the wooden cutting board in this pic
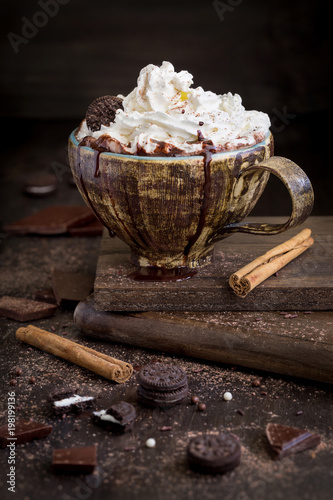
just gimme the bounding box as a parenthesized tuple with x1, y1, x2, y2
(94, 216, 333, 311)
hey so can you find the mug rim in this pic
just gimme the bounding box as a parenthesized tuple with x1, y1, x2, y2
(69, 129, 272, 161)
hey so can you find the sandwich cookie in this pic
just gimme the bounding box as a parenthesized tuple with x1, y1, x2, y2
(86, 95, 123, 132)
(187, 433, 241, 474)
(137, 363, 188, 408)
(92, 401, 136, 433)
(23, 173, 58, 197)
(48, 386, 96, 415)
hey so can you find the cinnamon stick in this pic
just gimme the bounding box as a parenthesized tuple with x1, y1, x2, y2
(229, 228, 314, 298)
(16, 325, 133, 383)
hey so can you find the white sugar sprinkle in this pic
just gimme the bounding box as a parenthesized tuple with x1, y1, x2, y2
(145, 438, 156, 448)
(223, 392, 233, 401)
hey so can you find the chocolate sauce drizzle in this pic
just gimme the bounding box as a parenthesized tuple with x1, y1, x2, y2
(76, 146, 115, 237)
(79, 134, 111, 179)
(183, 132, 216, 258)
(78, 142, 146, 246)
(94, 150, 101, 177)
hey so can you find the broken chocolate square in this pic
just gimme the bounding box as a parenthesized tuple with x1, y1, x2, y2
(52, 445, 97, 474)
(266, 423, 320, 459)
(0, 420, 52, 448)
(4, 206, 95, 235)
(0, 296, 57, 322)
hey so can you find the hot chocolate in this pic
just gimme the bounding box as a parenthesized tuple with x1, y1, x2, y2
(68, 63, 313, 278)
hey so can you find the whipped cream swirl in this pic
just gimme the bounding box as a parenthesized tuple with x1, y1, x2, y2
(76, 61, 270, 155)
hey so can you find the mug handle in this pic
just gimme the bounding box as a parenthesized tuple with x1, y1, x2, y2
(222, 156, 314, 235)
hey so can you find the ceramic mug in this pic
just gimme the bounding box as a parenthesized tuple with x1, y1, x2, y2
(68, 131, 314, 273)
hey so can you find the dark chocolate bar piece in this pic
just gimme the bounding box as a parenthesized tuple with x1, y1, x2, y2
(52, 445, 97, 474)
(0, 295, 57, 322)
(51, 270, 94, 307)
(92, 401, 136, 433)
(266, 423, 321, 459)
(0, 420, 52, 448)
(4, 206, 95, 235)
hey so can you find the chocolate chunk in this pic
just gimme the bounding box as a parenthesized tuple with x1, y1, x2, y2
(92, 401, 136, 433)
(69, 218, 104, 237)
(33, 288, 57, 305)
(266, 423, 320, 459)
(86, 95, 123, 132)
(0, 296, 57, 322)
(137, 363, 187, 391)
(52, 445, 97, 474)
(4, 206, 95, 235)
(0, 420, 52, 448)
(51, 270, 94, 307)
(23, 173, 58, 197)
(187, 433, 241, 474)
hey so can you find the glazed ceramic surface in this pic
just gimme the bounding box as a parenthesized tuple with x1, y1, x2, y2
(68, 131, 314, 269)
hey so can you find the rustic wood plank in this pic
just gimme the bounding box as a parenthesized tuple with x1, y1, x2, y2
(94, 217, 333, 311)
(75, 295, 333, 384)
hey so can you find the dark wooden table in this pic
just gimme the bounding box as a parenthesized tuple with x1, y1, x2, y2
(0, 123, 333, 500)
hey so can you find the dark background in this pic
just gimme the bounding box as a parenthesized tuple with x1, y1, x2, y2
(0, 0, 332, 220)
